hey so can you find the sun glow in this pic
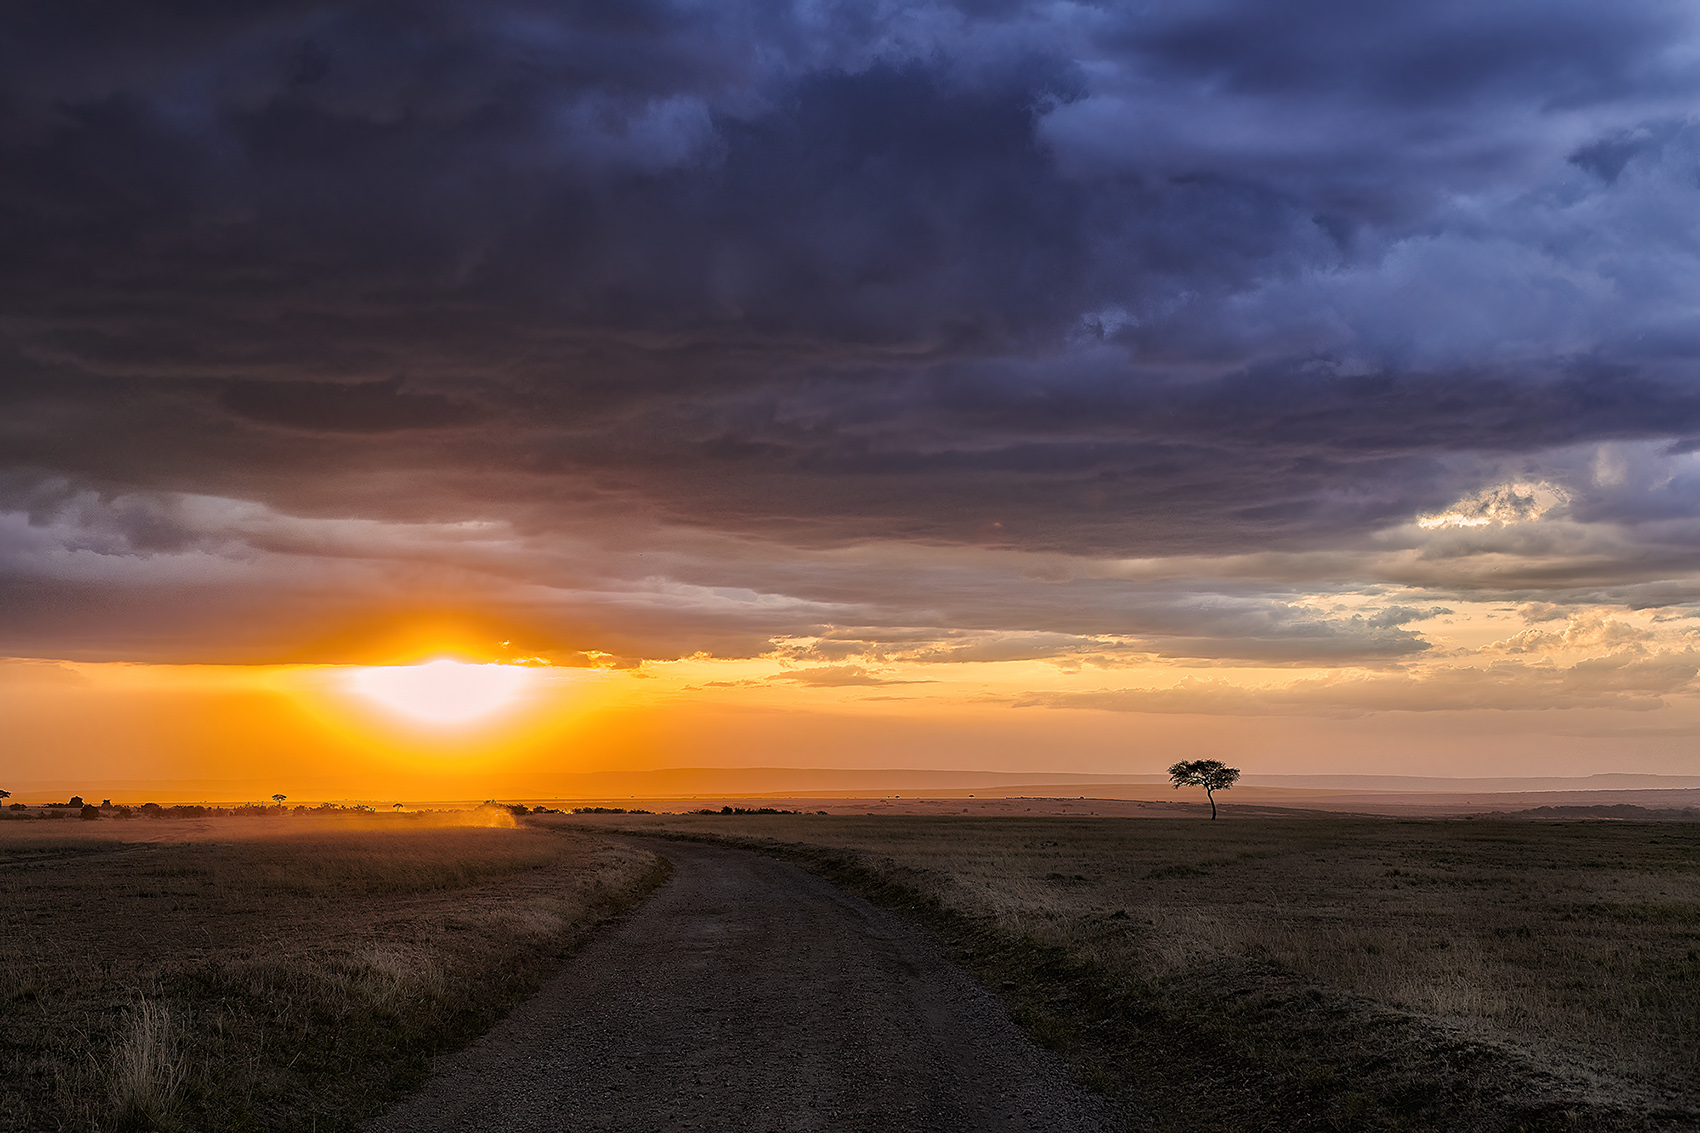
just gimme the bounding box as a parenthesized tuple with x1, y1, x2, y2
(344, 659, 538, 725)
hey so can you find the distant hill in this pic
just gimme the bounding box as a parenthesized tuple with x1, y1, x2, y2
(1476, 803, 1700, 821)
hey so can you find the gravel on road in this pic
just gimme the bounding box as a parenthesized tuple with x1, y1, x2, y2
(367, 836, 1118, 1133)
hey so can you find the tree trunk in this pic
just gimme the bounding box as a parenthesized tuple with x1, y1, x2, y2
(1207, 788, 1217, 819)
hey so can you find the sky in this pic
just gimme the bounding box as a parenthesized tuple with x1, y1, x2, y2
(8, 0, 1700, 796)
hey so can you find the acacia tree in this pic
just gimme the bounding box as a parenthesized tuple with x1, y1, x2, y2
(1168, 760, 1241, 819)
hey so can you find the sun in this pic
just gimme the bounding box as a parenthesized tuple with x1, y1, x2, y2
(343, 659, 537, 725)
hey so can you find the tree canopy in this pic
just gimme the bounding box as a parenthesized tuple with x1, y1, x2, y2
(1168, 760, 1241, 819)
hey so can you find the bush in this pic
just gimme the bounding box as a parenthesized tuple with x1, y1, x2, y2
(79, 805, 101, 821)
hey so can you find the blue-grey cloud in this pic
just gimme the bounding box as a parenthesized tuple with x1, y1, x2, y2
(7, 2, 1700, 663)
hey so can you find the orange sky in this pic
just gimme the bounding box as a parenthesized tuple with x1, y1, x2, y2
(9, 488, 1700, 800)
(12, 9, 1700, 798)
(7, 615, 1700, 801)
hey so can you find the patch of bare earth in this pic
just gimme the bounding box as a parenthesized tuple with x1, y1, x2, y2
(566, 812, 1700, 1132)
(0, 815, 666, 1132)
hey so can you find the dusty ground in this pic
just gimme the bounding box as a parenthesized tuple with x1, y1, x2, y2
(368, 837, 1115, 1133)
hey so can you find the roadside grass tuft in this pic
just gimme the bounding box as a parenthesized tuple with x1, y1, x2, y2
(109, 997, 184, 1132)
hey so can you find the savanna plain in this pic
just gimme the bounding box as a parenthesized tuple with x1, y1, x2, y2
(0, 813, 666, 1132)
(566, 809, 1700, 1132)
(3, 807, 1698, 1132)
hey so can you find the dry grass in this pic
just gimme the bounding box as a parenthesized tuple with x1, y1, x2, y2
(0, 815, 666, 1132)
(572, 811, 1700, 1131)
(109, 998, 185, 1129)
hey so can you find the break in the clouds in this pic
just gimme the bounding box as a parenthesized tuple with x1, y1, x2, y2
(8, 1, 1700, 716)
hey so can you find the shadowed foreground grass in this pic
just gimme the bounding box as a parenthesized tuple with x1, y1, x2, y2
(0, 817, 666, 1132)
(564, 811, 1700, 1132)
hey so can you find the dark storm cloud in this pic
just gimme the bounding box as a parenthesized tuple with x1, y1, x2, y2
(7, 1, 1700, 662)
(211, 377, 480, 431)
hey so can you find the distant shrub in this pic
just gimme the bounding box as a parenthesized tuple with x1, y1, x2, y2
(571, 807, 627, 814)
(306, 803, 372, 815)
(79, 804, 101, 821)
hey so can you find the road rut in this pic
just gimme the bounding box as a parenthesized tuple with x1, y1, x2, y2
(368, 837, 1116, 1133)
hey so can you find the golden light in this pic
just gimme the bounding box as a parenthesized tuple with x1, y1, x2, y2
(343, 659, 538, 725)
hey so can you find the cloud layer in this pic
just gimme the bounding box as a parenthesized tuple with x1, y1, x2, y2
(7, 1, 1700, 720)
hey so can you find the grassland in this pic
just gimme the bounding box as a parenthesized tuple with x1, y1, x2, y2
(0, 814, 666, 1132)
(562, 810, 1700, 1132)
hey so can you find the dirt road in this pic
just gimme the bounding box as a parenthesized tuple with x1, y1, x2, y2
(368, 837, 1116, 1133)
